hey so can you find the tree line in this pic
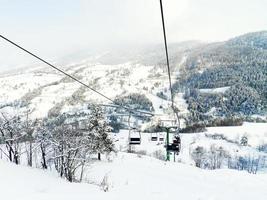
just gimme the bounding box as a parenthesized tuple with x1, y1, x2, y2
(0, 104, 114, 182)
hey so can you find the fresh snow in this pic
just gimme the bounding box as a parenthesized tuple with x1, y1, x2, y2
(1, 153, 267, 200)
(0, 72, 61, 103)
(199, 86, 230, 94)
(112, 122, 267, 167)
(29, 82, 81, 119)
(0, 61, 190, 124)
(0, 58, 267, 200)
(206, 122, 267, 147)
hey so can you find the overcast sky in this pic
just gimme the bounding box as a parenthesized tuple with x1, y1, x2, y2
(1, 0, 267, 72)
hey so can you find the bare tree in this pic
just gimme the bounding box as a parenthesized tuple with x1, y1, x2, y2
(0, 114, 24, 165)
(24, 111, 38, 167)
(191, 146, 205, 168)
(39, 107, 114, 182)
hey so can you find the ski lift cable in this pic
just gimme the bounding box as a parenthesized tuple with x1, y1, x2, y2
(159, 0, 180, 128)
(0, 35, 153, 117)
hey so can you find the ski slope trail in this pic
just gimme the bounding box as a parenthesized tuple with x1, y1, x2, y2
(1, 152, 267, 200)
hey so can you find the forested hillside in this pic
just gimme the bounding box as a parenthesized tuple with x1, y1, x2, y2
(173, 31, 267, 123)
(0, 31, 266, 129)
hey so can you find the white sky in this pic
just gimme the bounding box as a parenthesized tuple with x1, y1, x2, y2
(0, 0, 267, 72)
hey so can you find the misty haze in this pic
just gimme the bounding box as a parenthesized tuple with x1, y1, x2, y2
(0, 1, 267, 200)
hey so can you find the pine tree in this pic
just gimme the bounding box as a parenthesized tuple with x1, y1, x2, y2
(88, 105, 114, 160)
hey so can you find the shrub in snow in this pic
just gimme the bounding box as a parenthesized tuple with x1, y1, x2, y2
(180, 123, 206, 133)
(207, 145, 228, 170)
(191, 145, 229, 169)
(135, 150, 147, 157)
(228, 155, 264, 174)
(240, 135, 248, 146)
(258, 143, 267, 153)
(100, 174, 111, 192)
(207, 117, 243, 127)
(152, 150, 165, 161)
(191, 146, 206, 168)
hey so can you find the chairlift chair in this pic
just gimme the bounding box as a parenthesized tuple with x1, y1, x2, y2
(151, 133, 158, 141)
(165, 134, 181, 152)
(129, 129, 141, 145)
(159, 133, 164, 142)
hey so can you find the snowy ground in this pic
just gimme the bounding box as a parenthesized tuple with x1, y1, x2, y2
(1, 57, 267, 200)
(206, 122, 267, 147)
(0, 72, 61, 103)
(1, 152, 267, 200)
(112, 122, 267, 165)
(0, 117, 266, 199)
(199, 86, 230, 94)
(0, 61, 182, 122)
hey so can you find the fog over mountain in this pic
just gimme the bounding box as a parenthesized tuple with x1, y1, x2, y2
(1, 0, 267, 72)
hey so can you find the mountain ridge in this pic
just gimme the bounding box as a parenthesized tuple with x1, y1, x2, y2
(0, 31, 266, 125)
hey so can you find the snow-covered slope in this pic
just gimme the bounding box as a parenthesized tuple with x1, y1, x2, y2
(111, 122, 267, 171)
(199, 86, 230, 94)
(0, 61, 188, 126)
(0, 72, 61, 103)
(1, 152, 267, 200)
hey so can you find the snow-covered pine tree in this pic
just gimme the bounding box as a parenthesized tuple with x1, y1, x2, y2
(87, 104, 114, 161)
